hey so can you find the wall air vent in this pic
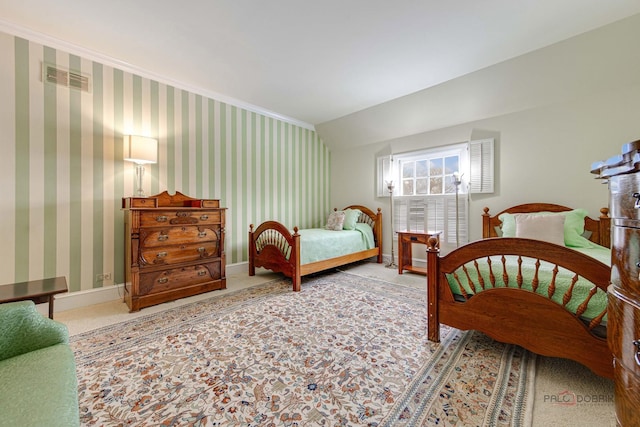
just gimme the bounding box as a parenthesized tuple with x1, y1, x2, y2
(43, 63, 91, 93)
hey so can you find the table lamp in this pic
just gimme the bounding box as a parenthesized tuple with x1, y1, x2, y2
(124, 135, 158, 197)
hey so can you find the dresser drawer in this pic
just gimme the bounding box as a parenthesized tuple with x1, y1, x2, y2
(139, 241, 220, 266)
(400, 233, 428, 245)
(610, 174, 640, 221)
(608, 289, 640, 377)
(139, 226, 220, 248)
(139, 210, 222, 227)
(138, 261, 223, 296)
(611, 226, 640, 298)
(398, 231, 442, 245)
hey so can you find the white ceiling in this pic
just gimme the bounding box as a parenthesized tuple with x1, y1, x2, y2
(2, 0, 640, 129)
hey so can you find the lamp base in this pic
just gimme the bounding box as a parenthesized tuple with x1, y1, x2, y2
(385, 253, 397, 268)
(134, 164, 147, 197)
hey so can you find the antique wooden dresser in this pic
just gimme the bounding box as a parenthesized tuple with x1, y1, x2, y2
(122, 191, 226, 312)
(592, 140, 640, 427)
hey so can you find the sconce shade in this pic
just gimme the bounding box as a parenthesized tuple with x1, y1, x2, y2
(124, 135, 158, 164)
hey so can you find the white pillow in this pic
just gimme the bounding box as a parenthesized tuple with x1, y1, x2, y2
(515, 214, 565, 246)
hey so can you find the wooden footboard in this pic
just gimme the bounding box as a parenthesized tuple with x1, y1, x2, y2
(248, 205, 382, 291)
(426, 236, 613, 378)
(248, 220, 301, 289)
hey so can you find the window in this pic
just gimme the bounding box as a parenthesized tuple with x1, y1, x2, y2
(399, 151, 462, 196)
(379, 141, 489, 251)
(377, 139, 493, 250)
(377, 139, 493, 198)
(390, 143, 468, 250)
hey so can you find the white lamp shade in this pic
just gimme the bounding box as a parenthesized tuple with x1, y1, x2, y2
(124, 135, 158, 164)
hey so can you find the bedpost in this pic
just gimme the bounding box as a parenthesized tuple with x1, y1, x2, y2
(482, 207, 492, 238)
(248, 224, 256, 276)
(376, 208, 383, 263)
(599, 207, 611, 248)
(292, 227, 301, 291)
(426, 237, 441, 342)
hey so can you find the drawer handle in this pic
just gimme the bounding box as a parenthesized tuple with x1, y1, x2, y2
(200, 214, 209, 220)
(198, 231, 207, 238)
(158, 277, 169, 284)
(158, 234, 169, 241)
(634, 193, 640, 209)
(634, 340, 640, 366)
(156, 215, 168, 222)
(198, 247, 206, 253)
(197, 270, 207, 277)
(156, 251, 167, 258)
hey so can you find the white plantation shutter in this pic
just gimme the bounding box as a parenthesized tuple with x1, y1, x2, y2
(469, 138, 494, 194)
(393, 198, 408, 233)
(394, 198, 427, 233)
(394, 195, 468, 248)
(446, 195, 468, 246)
(377, 155, 392, 197)
(428, 195, 468, 247)
(426, 197, 444, 234)
(408, 198, 426, 232)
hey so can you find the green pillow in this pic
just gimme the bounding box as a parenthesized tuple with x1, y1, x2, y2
(498, 209, 594, 248)
(343, 208, 361, 230)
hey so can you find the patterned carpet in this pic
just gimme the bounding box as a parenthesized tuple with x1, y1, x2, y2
(71, 271, 535, 426)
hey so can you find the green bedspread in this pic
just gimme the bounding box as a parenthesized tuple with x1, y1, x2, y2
(446, 244, 611, 321)
(298, 223, 375, 265)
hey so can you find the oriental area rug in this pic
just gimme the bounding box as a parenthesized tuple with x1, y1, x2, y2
(71, 271, 535, 426)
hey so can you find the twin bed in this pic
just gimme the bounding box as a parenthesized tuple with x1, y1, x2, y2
(248, 205, 383, 292)
(249, 202, 613, 378)
(426, 203, 613, 378)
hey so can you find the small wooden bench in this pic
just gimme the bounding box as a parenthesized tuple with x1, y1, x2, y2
(0, 277, 68, 319)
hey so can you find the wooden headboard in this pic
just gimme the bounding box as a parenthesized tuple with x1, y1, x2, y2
(340, 205, 383, 249)
(481, 203, 611, 248)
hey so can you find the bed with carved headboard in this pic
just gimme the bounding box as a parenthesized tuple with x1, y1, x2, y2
(426, 203, 613, 378)
(248, 205, 383, 291)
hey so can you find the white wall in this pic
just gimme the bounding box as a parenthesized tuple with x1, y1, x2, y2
(317, 13, 640, 150)
(327, 13, 640, 260)
(331, 83, 640, 258)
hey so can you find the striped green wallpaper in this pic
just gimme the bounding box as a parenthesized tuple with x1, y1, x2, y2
(0, 32, 330, 293)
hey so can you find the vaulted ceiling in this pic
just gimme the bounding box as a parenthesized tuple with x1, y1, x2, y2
(2, 0, 640, 147)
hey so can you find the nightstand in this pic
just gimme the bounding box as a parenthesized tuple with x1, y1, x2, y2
(397, 230, 442, 275)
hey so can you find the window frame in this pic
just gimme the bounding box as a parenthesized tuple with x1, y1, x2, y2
(389, 143, 468, 197)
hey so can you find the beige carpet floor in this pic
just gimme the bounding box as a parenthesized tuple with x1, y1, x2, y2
(55, 261, 616, 427)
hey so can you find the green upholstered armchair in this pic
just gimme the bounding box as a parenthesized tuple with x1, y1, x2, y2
(0, 300, 80, 427)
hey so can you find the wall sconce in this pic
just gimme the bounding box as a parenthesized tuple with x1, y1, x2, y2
(124, 135, 158, 197)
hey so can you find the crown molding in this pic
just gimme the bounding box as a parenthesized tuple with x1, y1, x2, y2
(0, 19, 316, 131)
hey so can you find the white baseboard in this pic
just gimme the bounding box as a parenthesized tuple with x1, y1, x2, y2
(50, 283, 126, 314)
(36, 262, 248, 316)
